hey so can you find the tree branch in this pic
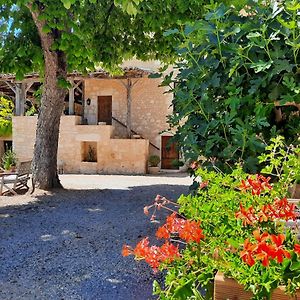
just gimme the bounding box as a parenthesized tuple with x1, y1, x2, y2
(101, 2, 115, 36)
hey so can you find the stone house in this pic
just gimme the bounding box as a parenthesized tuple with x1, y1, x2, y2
(0, 61, 180, 174)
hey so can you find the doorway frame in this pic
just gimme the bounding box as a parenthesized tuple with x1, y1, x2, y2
(97, 95, 112, 125)
(160, 133, 180, 170)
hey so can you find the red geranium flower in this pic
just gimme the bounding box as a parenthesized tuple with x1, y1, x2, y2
(294, 244, 300, 255)
(156, 225, 170, 239)
(240, 238, 257, 266)
(179, 220, 204, 243)
(235, 203, 256, 226)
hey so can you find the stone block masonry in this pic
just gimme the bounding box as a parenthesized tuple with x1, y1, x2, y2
(13, 116, 149, 174)
(84, 77, 173, 156)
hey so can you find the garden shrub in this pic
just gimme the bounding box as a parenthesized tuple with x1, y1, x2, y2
(164, 1, 300, 173)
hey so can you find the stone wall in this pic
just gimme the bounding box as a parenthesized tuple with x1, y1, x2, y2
(84, 77, 173, 156)
(13, 116, 149, 174)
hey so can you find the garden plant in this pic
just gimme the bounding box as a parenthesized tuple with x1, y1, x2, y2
(123, 139, 300, 299)
(1, 149, 18, 171)
(0, 97, 14, 137)
(163, 1, 300, 173)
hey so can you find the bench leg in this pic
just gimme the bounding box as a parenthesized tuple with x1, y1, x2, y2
(2, 183, 17, 196)
(0, 180, 3, 195)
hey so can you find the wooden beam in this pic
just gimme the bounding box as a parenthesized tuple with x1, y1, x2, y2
(25, 81, 35, 93)
(73, 80, 82, 90)
(4, 81, 16, 94)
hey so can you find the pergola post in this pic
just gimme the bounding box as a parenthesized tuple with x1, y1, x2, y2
(68, 80, 82, 115)
(69, 81, 75, 115)
(4, 80, 34, 116)
(119, 78, 139, 138)
(15, 84, 22, 116)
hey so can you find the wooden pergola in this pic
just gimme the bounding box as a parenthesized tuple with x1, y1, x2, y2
(0, 67, 152, 117)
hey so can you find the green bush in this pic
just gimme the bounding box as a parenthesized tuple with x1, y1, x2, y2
(148, 155, 160, 167)
(165, 1, 300, 173)
(0, 97, 14, 137)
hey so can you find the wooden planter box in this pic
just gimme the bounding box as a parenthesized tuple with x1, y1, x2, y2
(214, 272, 300, 300)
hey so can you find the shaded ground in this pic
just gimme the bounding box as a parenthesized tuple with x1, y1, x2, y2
(0, 174, 191, 300)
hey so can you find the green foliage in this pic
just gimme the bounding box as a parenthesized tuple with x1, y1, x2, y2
(0, 0, 210, 77)
(258, 136, 300, 187)
(165, 1, 300, 173)
(148, 154, 160, 167)
(0, 97, 14, 136)
(1, 149, 17, 170)
(171, 159, 184, 168)
(25, 105, 37, 116)
(153, 167, 300, 299)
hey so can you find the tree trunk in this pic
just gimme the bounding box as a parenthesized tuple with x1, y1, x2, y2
(29, 6, 67, 189)
(32, 50, 67, 189)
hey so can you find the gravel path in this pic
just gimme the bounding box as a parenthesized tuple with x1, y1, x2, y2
(0, 174, 191, 300)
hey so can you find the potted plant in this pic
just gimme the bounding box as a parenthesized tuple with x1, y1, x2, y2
(148, 155, 160, 174)
(2, 149, 18, 172)
(123, 164, 300, 299)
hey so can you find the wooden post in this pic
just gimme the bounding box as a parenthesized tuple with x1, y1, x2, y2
(20, 83, 27, 116)
(68, 80, 82, 116)
(119, 78, 139, 138)
(4, 80, 34, 116)
(15, 83, 22, 116)
(69, 80, 75, 115)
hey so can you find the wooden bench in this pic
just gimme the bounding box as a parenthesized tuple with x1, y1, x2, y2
(0, 161, 32, 195)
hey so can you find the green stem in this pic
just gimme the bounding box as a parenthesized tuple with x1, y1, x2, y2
(215, 21, 225, 68)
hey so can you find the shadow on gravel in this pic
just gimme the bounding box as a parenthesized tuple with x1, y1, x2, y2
(0, 184, 189, 300)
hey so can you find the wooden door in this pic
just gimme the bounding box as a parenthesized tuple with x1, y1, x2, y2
(98, 96, 112, 125)
(161, 136, 179, 169)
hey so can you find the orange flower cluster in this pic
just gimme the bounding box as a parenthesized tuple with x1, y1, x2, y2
(236, 198, 297, 226)
(122, 237, 180, 271)
(156, 213, 204, 243)
(240, 230, 291, 267)
(240, 175, 272, 195)
(122, 213, 204, 271)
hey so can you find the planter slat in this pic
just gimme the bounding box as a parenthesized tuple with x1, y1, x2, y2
(214, 272, 300, 300)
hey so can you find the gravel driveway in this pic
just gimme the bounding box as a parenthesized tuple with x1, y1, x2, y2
(0, 174, 191, 300)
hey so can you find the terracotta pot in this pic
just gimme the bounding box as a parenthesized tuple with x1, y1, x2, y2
(148, 166, 159, 174)
(10, 166, 16, 173)
(214, 271, 300, 300)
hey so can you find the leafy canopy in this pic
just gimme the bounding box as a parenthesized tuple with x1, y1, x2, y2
(164, 1, 300, 173)
(0, 0, 216, 78)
